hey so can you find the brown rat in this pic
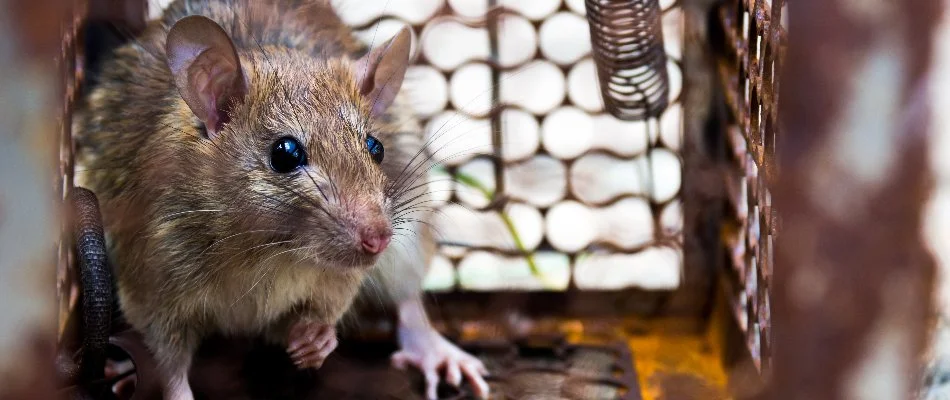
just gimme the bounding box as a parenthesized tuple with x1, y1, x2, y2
(74, 1, 488, 399)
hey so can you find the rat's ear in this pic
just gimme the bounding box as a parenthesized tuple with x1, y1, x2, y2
(354, 27, 412, 117)
(166, 15, 247, 137)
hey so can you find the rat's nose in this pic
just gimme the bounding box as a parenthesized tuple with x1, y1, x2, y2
(360, 230, 392, 255)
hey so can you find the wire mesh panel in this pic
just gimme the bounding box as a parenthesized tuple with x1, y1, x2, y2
(712, 0, 785, 373)
(331, 0, 686, 297)
(57, 0, 88, 344)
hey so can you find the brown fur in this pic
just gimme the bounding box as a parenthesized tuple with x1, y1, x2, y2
(73, 0, 432, 388)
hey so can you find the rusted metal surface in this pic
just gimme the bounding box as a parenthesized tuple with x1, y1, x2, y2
(52, 0, 151, 398)
(73, 316, 725, 400)
(57, 0, 87, 349)
(0, 0, 74, 399)
(768, 0, 941, 399)
(101, 332, 642, 399)
(711, 0, 785, 375)
(715, 0, 785, 186)
(584, 0, 670, 121)
(187, 334, 642, 400)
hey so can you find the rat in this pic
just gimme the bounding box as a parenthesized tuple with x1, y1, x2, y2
(72, 1, 488, 399)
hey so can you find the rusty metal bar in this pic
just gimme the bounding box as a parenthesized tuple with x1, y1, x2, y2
(712, 0, 783, 375)
(769, 0, 942, 399)
(0, 0, 73, 399)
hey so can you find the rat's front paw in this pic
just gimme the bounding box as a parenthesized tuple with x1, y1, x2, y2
(392, 327, 489, 400)
(286, 320, 337, 369)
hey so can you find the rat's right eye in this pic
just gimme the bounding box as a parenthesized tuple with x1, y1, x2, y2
(270, 137, 308, 173)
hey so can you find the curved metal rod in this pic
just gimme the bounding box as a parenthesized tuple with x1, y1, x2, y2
(70, 187, 113, 384)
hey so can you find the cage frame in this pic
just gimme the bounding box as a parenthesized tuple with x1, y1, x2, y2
(45, 0, 785, 397)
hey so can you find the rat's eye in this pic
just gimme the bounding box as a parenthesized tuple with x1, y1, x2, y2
(365, 135, 384, 164)
(270, 137, 307, 173)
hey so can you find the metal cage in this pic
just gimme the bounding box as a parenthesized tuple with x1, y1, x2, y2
(0, 0, 940, 398)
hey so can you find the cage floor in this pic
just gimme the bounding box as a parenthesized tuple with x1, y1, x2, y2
(177, 323, 729, 400)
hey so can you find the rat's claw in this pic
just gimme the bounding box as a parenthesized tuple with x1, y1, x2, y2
(457, 355, 490, 399)
(424, 366, 440, 400)
(446, 361, 462, 387)
(286, 320, 337, 369)
(391, 351, 418, 370)
(393, 327, 491, 399)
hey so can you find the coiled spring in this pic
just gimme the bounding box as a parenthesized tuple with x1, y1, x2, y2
(585, 0, 669, 121)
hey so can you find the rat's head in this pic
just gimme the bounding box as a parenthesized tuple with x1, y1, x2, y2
(163, 16, 412, 268)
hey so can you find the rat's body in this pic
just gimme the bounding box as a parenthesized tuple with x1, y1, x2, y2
(74, 1, 486, 399)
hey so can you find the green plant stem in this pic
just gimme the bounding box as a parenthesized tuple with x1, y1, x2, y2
(443, 168, 555, 288)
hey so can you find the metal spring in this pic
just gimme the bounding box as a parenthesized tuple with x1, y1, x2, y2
(584, 0, 670, 121)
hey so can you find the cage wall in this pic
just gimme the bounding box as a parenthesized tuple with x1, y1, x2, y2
(269, 0, 692, 304)
(712, 0, 785, 373)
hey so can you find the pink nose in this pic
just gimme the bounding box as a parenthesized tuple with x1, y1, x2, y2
(361, 233, 391, 255)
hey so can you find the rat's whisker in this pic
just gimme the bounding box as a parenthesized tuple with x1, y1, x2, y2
(261, 178, 333, 217)
(387, 133, 482, 198)
(393, 97, 522, 179)
(391, 217, 443, 239)
(386, 180, 456, 205)
(387, 142, 495, 200)
(392, 196, 466, 218)
(218, 239, 296, 268)
(197, 229, 292, 258)
(230, 243, 322, 308)
(392, 195, 444, 217)
(387, 89, 515, 192)
(390, 193, 453, 218)
(392, 206, 441, 223)
(392, 226, 424, 241)
(303, 168, 331, 202)
(246, 189, 307, 219)
(155, 209, 224, 223)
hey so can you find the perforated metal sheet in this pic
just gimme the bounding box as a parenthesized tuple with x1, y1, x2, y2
(185, 334, 642, 400)
(713, 0, 785, 373)
(333, 0, 686, 293)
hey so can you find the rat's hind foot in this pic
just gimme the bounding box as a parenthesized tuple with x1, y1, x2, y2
(286, 320, 338, 369)
(392, 327, 490, 400)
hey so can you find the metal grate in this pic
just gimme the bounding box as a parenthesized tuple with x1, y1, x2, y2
(712, 0, 785, 373)
(57, 0, 88, 343)
(333, 0, 686, 296)
(186, 335, 642, 399)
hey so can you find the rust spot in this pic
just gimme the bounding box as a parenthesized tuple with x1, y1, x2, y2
(656, 373, 728, 400)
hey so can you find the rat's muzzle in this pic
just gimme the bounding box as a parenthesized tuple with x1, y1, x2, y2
(360, 225, 392, 255)
(344, 198, 393, 259)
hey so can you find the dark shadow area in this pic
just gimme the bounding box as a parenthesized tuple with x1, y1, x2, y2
(182, 334, 641, 400)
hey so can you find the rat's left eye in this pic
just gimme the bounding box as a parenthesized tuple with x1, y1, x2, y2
(270, 137, 308, 173)
(365, 135, 384, 164)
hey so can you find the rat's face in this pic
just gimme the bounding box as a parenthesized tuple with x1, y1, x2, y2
(164, 16, 412, 269)
(230, 60, 394, 268)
